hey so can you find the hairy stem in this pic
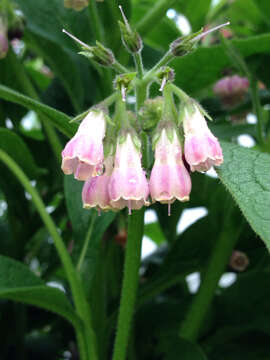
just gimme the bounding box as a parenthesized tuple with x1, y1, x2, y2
(77, 211, 97, 271)
(112, 209, 145, 360)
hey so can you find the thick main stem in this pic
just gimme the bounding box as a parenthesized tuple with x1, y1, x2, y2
(0, 150, 98, 360)
(179, 225, 240, 341)
(112, 209, 145, 360)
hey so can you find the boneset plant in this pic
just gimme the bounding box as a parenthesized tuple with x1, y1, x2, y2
(58, 11, 227, 360)
(1, 1, 270, 359)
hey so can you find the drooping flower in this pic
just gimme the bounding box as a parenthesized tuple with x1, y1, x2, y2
(213, 75, 249, 108)
(183, 103, 223, 172)
(61, 110, 106, 181)
(149, 127, 191, 214)
(82, 156, 114, 213)
(108, 132, 149, 214)
(0, 17, 8, 59)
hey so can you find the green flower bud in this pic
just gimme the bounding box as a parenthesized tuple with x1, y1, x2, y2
(79, 41, 115, 67)
(118, 5, 142, 54)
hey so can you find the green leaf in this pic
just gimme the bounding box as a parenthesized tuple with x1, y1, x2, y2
(217, 141, 270, 249)
(0, 128, 44, 179)
(144, 222, 166, 245)
(0, 255, 81, 327)
(0, 85, 76, 138)
(174, 0, 212, 30)
(64, 175, 92, 242)
(173, 34, 270, 94)
(64, 175, 116, 291)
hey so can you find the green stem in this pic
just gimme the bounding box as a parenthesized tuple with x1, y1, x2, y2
(133, 53, 144, 79)
(8, 49, 62, 163)
(136, 0, 177, 36)
(169, 83, 190, 102)
(143, 51, 174, 84)
(250, 77, 265, 145)
(113, 60, 130, 74)
(0, 150, 98, 360)
(179, 224, 240, 341)
(112, 209, 145, 360)
(77, 211, 97, 271)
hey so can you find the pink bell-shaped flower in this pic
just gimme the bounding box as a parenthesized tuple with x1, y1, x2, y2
(61, 110, 106, 181)
(183, 104, 223, 172)
(82, 156, 114, 213)
(149, 127, 191, 213)
(108, 133, 149, 214)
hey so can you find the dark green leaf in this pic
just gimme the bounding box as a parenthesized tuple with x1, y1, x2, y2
(173, 34, 270, 94)
(0, 128, 44, 179)
(0, 255, 81, 327)
(0, 85, 76, 138)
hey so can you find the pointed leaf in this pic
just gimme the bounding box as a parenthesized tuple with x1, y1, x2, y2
(0, 85, 76, 138)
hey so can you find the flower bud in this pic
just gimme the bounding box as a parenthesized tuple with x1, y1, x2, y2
(213, 75, 249, 108)
(64, 0, 89, 11)
(108, 132, 149, 214)
(139, 97, 163, 131)
(118, 21, 142, 54)
(183, 102, 223, 172)
(82, 156, 114, 212)
(61, 110, 106, 181)
(118, 5, 142, 54)
(150, 126, 191, 210)
(80, 41, 115, 67)
(0, 17, 8, 59)
(229, 250, 249, 272)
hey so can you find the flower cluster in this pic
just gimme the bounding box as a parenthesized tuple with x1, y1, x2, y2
(61, 99, 223, 215)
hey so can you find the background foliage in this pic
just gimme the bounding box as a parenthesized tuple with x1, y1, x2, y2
(0, 0, 270, 359)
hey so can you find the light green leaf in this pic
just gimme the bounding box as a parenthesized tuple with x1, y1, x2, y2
(217, 141, 270, 248)
(0, 85, 76, 138)
(0, 255, 81, 327)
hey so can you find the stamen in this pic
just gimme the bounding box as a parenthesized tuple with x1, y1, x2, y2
(128, 199, 132, 215)
(159, 76, 167, 92)
(168, 203, 171, 217)
(192, 22, 230, 43)
(62, 29, 91, 49)
(98, 208, 101, 217)
(121, 83, 126, 102)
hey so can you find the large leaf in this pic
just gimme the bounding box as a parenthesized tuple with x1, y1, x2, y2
(173, 33, 270, 94)
(217, 141, 270, 249)
(0, 128, 44, 179)
(0, 85, 75, 138)
(0, 255, 81, 327)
